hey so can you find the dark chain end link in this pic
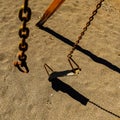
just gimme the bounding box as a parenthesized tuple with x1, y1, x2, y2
(14, 61, 29, 73)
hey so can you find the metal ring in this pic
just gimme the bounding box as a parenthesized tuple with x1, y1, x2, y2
(19, 42, 28, 51)
(19, 7, 31, 22)
(89, 16, 94, 21)
(92, 10, 97, 16)
(18, 53, 27, 62)
(19, 27, 29, 39)
(97, 4, 101, 9)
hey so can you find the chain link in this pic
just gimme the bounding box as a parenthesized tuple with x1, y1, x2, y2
(14, 0, 31, 73)
(67, 0, 104, 58)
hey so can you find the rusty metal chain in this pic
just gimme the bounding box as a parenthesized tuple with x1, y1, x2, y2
(67, 0, 104, 58)
(67, 0, 104, 72)
(14, 0, 31, 73)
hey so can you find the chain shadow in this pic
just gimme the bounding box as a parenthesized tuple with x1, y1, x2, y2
(39, 26, 120, 73)
(48, 76, 120, 118)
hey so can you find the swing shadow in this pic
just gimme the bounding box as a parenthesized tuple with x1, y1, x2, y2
(48, 76, 120, 118)
(38, 26, 120, 73)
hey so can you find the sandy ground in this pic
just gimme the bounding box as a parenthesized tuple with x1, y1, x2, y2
(0, 0, 120, 120)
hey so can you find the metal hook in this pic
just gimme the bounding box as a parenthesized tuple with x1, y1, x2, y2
(68, 57, 81, 74)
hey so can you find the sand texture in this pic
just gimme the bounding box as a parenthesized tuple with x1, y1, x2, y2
(0, 0, 120, 120)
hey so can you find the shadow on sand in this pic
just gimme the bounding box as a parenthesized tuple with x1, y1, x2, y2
(39, 26, 120, 74)
(48, 76, 120, 118)
(37, 25, 120, 118)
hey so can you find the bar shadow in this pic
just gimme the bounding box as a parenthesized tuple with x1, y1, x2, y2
(38, 26, 120, 73)
(48, 76, 120, 118)
(49, 77, 89, 105)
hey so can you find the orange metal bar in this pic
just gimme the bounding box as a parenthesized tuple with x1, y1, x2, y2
(36, 0, 65, 26)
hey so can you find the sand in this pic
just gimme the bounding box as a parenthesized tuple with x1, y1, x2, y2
(0, 0, 120, 120)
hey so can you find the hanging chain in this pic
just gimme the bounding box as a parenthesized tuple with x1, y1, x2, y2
(67, 0, 104, 58)
(14, 0, 31, 73)
(67, 0, 104, 72)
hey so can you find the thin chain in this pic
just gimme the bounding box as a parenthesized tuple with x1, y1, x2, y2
(14, 0, 31, 73)
(67, 0, 104, 58)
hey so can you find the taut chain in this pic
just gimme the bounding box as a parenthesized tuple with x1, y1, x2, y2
(67, 0, 104, 71)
